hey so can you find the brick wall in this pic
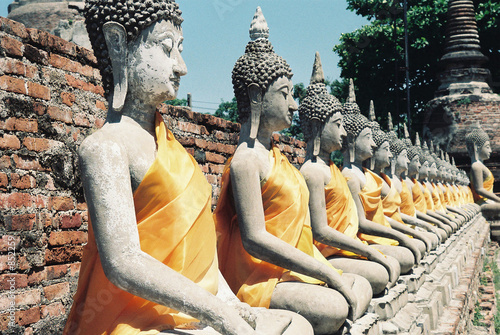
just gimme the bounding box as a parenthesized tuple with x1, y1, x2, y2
(0, 17, 306, 334)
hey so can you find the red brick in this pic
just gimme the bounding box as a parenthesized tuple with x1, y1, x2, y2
(0, 117, 38, 132)
(0, 235, 21, 252)
(0, 35, 23, 57)
(15, 289, 41, 307)
(0, 172, 7, 188)
(73, 113, 90, 127)
(57, 212, 82, 229)
(208, 164, 225, 175)
(0, 255, 11, 271)
(16, 306, 40, 326)
(69, 263, 81, 276)
(46, 264, 67, 280)
(41, 302, 65, 318)
(76, 44, 97, 64)
(214, 130, 229, 141)
(45, 245, 83, 264)
(0, 75, 25, 95)
(95, 117, 105, 128)
(47, 106, 72, 124)
(33, 194, 49, 209)
(26, 81, 50, 100)
(96, 100, 106, 110)
(49, 53, 93, 77)
(0, 274, 28, 290)
(48, 231, 87, 246)
(12, 154, 44, 171)
(28, 269, 47, 285)
(32, 102, 46, 116)
(216, 143, 236, 155)
(205, 152, 226, 164)
(17, 255, 30, 271)
(5, 213, 36, 230)
(76, 202, 88, 211)
(194, 138, 209, 149)
(43, 282, 69, 301)
(0, 192, 32, 209)
(36, 212, 53, 228)
(177, 121, 209, 135)
(0, 58, 37, 78)
(0, 155, 10, 169)
(0, 134, 20, 150)
(60, 91, 75, 107)
(50, 196, 74, 211)
(23, 137, 62, 152)
(23, 44, 48, 65)
(10, 173, 36, 189)
(0, 17, 28, 39)
(25, 327, 34, 335)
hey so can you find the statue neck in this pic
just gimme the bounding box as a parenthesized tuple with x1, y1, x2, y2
(107, 95, 158, 136)
(305, 140, 332, 165)
(239, 120, 273, 151)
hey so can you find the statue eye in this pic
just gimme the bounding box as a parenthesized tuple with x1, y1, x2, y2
(178, 41, 183, 53)
(162, 39, 173, 53)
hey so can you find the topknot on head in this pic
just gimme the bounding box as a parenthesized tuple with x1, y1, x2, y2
(368, 101, 388, 147)
(342, 79, 361, 116)
(249, 7, 270, 41)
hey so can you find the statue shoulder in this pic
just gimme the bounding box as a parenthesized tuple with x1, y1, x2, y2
(342, 168, 361, 190)
(79, 125, 128, 166)
(300, 160, 330, 186)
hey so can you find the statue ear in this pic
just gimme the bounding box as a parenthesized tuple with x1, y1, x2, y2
(248, 83, 262, 140)
(369, 157, 375, 170)
(103, 22, 128, 112)
(473, 143, 480, 161)
(311, 121, 322, 157)
(348, 142, 355, 163)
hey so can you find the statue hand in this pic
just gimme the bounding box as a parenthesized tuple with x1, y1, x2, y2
(368, 252, 398, 286)
(432, 228, 442, 244)
(254, 309, 292, 335)
(326, 271, 357, 321)
(231, 301, 257, 329)
(400, 237, 421, 264)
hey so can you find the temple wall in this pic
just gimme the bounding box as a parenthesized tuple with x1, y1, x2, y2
(0, 17, 305, 334)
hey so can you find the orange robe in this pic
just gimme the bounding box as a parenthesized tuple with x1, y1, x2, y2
(215, 147, 336, 308)
(380, 173, 404, 224)
(64, 113, 219, 335)
(431, 183, 445, 211)
(471, 167, 495, 204)
(315, 162, 365, 258)
(357, 169, 398, 246)
(400, 179, 416, 217)
(412, 179, 427, 214)
(423, 183, 435, 211)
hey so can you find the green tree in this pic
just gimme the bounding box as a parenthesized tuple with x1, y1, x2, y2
(214, 97, 239, 123)
(165, 98, 188, 106)
(334, 0, 499, 135)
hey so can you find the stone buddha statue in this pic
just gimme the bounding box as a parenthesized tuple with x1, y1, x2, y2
(65, 2, 312, 334)
(214, 9, 373, 334)
(340, 80, 420, 275)
(298, 53, 399, 296)
(369, 113, 433, 254)
(466, 122, 500, 218)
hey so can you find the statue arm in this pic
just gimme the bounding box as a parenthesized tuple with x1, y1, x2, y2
(229, 158, 356, 314)
(386, 217, 431, 252)
(400, 213, 442, 241)
(79, 139, 257, 335)
(471, 162, 500, 202)
(345, 177, 421, 263)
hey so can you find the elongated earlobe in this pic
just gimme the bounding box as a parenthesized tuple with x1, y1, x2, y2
(312, 121, 322, 157)
(473, 143, 480, 161)
(103, 22, 128, 112)
(349, 142, 355, 163)
(248, 84, 262, 140)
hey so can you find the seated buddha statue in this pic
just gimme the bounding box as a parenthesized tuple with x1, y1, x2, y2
(64, 2, 312, 334)
(340, 80, 420, 274)
(298, 53, 399, 296)
(438, 153, 471, 221)
(466, 122, 500, 219)
(214, 9, 372, 334)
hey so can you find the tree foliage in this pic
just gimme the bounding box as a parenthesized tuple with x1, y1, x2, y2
(214, 97, 239, 123)
(165, 98, 188, 106)
(334, 0, 499, 136)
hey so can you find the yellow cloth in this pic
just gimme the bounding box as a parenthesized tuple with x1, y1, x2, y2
(357, 169, 398, 246)
(437, 184, 447, 209)
(422, 183, 435, 211)
(431, 183, 445, 211)
(443, 185, 451, 206)
(400, 179, 416, 217)
(380, 173, 404, 224)
(412, 179, 427, 214)
(64, 113, 219, 335)
(471, 167, 495, 204)
(215, 147, 339, 308)
(315, 162, 365, 258)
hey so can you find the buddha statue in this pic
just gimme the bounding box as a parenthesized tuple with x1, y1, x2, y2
(466, 122, 500, 218)
(369, 113, 433, 254)
(214, 9, 372, 334)
(340, 80, 420, 275)
(298, 53, 399, 296)
(65, 2, 312, 334)
(403, 134, 450, 240)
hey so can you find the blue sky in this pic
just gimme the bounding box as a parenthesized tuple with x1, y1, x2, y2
(0, 0, 369, 113)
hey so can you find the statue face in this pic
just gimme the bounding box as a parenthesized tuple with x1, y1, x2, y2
(479, 141, 492, 160)
(260, 76, 297, 131)
(127, 19, 187, 104)
(408, 155, 421, 176)
(373, 141, 392, 169)
(396, 149, 409, 172)
(419, 160, 429, 178)
(321, 113, 346, 153)
(355, 128, 376, 162)
(428, 162, 437, 179)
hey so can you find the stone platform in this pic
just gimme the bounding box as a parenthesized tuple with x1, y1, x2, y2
(348, 214, 490, 335)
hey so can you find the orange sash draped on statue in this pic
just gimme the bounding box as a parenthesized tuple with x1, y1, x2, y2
(431, 183, 445, 211)
(357, 169, 398, 246)
(380, 173, 404, 224)
(315, 163, 365, 258)
(471, 167, 495, 204)
(64, 113, 219, 335)
(400, 179, 416, 217)
(422, 183, 434, 211)
(215, 147, 335, 308)
(412, 179, 427, 214)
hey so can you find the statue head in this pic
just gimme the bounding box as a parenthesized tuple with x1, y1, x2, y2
(385, 112, 409, 175)
(299, 52, 344, 157)
(232, 7, 295, 139)
(84, 0, 186, 111)
(341, 79, 375, 163)
(427, 141, 438, 180)
(407, 133, 421, 178)
(419, 141, 431, 178)
(465, 122, 491, 162)
(369, 101, 391, 170)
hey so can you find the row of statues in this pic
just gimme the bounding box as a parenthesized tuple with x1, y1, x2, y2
(62, 2, 498, 335)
